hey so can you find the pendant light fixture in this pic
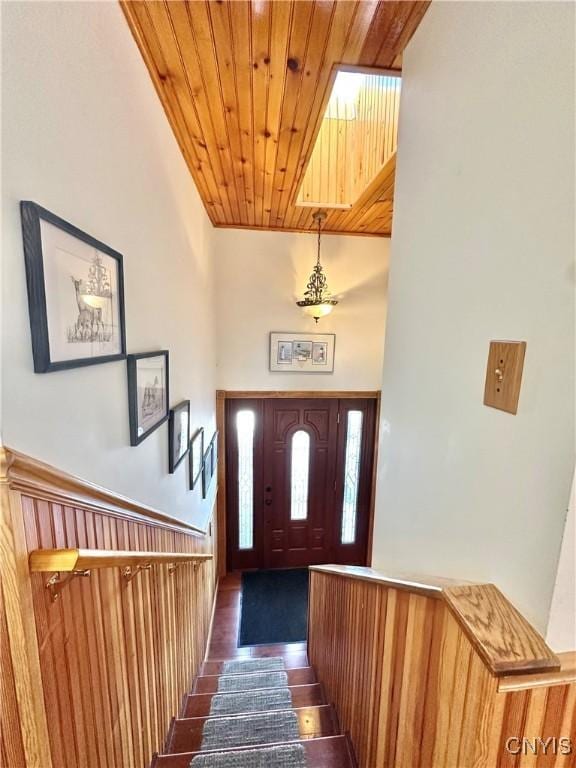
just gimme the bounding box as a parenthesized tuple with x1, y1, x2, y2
(296, 210, 338, 323)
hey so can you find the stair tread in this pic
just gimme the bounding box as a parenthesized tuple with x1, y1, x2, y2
(183, 684, 326, 718)
(194, 667, 316, 693)
(202, 655, 307, 675)
(153, 735, 355, 768)
(197, 666, 313, 678)
(205, 646, 308, 664)
(168, 705, 339, 753)
(221, 657, 286, 675)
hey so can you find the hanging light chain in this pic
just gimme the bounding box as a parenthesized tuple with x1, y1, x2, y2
(304, 211, 330, 301)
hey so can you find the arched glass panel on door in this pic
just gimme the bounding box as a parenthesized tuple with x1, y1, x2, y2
(291, 430, 310, 521)
(236, 410, 255, 550)
(341, 410, 363, 544)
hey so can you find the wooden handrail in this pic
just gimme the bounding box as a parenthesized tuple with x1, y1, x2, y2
(30, 548, 213, 600)
(29, 548, 213, 573)
(310, 564, 560, 676)
(310, 563, 473, 596)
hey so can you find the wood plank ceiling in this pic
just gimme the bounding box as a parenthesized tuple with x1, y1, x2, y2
(121, 1, 430, 237)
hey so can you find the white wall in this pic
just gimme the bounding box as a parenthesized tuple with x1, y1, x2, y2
(546, 471, 576, 652)
(372, 1, 575, 631)
(214, 228, 388, 391)
(1, 2, 217, 527)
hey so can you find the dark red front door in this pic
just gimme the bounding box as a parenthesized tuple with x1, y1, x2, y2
(262, 399, 339, 568)
(226, 397, 377, 571)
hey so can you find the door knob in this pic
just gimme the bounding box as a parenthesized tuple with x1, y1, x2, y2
(265, 499, 272, 506)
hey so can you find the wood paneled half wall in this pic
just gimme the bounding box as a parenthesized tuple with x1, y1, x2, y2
(0, 447, 217, 768)
(309, 565, 576, 768)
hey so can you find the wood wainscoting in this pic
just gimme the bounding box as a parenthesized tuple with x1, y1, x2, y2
(308, 566, 576, 768)
(0, 448, 217, 768)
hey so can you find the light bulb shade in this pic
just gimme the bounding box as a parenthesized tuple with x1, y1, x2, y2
(298, 299, 337, 322)
(303, 303, 334, 319)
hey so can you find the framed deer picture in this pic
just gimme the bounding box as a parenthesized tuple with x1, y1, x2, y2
(20, 201, 126, 372)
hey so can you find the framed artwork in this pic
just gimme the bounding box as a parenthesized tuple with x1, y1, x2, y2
(20, 201, 126, 373)
(189, 428, 204, 490)
(210, 431, 219, 476)
(269, 332, 335, 373)
(202, 445, 214, 499)
(127, 351, 169, 446)
(168, 400, 190, 473)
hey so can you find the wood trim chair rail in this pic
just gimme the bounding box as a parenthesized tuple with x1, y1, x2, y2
(497, 651, 576, 691)
(3, 446, 208, 535)
(310, 564, 561, 677)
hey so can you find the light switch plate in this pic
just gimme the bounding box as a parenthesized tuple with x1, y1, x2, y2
(483, 341, 527, 415)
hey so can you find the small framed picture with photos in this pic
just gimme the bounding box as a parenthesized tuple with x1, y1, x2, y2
(270, 332, 335, 373)
(127, 351, 169, 446)
(20, 201, 127, 373)
(168, 400, 190, 473)
(189, 428, 204, 490)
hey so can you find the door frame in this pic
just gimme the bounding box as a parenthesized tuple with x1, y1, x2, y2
(215, 390, 381, 577)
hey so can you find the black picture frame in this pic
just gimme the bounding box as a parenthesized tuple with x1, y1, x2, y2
(189, 428, 204, 490)
(202, 445, 214, 499)
(168, 400, 190, 474)
(127, 351, 169, 446)
(202, 431, 219, 498)
(20, 201, 127, 373)
(209, 430, 219, 476)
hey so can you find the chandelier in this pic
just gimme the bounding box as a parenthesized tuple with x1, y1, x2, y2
(296, 210, 338, 323)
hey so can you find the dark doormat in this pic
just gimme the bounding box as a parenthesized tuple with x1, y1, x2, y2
(239, 569, 309, 646)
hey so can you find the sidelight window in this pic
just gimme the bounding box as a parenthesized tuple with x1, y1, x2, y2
(290, 430, 310, 521)
(341, 410, 363, 544)
(236, 410, 255, 550)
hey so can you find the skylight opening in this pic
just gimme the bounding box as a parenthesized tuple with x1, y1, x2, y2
(296, 69, 401, 210)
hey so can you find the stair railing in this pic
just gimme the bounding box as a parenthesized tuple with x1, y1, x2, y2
(308, 564, 575, 768)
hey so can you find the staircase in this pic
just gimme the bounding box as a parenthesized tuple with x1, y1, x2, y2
(152, 650, 356, 767)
